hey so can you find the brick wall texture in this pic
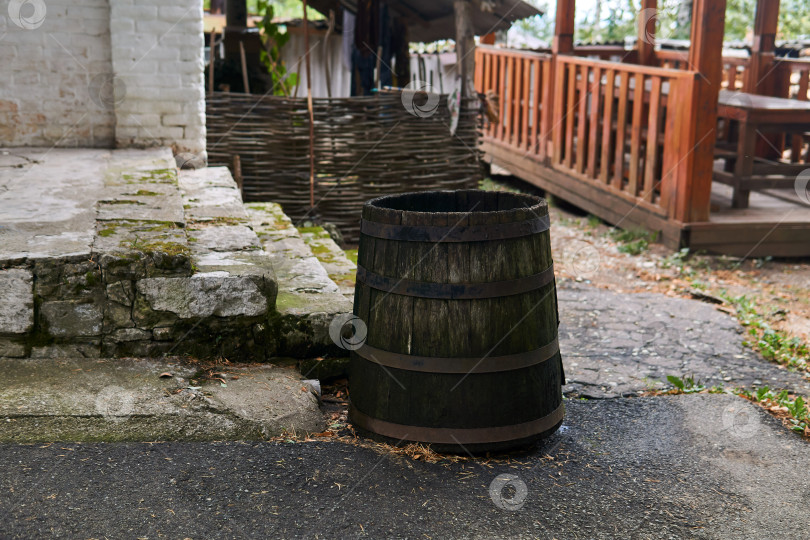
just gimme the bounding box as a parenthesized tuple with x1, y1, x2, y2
(0, 0, 205, 154)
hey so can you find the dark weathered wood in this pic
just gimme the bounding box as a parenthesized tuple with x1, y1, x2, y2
(350, 190, 563, 453)
(454, 0, 475, 98)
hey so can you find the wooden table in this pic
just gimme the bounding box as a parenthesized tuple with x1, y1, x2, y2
(715, 90, 810, 208)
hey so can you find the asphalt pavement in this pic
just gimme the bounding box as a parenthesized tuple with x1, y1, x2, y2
(2, 394, 809, 539)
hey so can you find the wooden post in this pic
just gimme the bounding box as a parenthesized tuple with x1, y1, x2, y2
(454, 0, 475, 98)
(746, 1, 783, 160)
(232, 155, 243, 194)
(224, 0, 248, 64)
(637, 0, 657, 66)
(303, 0, 315, 210)
(745, 0, 780, 95)
(675, 0, 727, 223)
(480, 33, 496, 46)
(546, 0, 575, 163)
(552, 0, 575, 56)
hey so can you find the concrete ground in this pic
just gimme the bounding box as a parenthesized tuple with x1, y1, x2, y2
(1, 395, 809, 539)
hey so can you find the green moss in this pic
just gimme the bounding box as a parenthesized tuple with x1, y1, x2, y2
(309, 244, 331, 256)
(85, 271, 100, 287)
(189, 216, 246, 227)
(330, 271, 356, 285)
(296, 226, 324, 234)
(98, 227, 117, 237)
(102, 199, 145, 205)
(132, 190, 160, 196)
(136, 241, 191, 257)
(344, 249, 358, 264)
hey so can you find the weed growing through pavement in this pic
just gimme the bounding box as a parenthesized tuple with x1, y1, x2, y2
(658, 375, 810, 439)
(716, 291, 810, 372)
(737, 386, 810, 436)
(665, 375, 706, 394)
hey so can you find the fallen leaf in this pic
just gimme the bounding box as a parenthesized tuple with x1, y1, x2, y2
(159, 372, 173, 378)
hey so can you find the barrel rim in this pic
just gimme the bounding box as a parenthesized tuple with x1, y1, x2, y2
(362, 190, 548, 223)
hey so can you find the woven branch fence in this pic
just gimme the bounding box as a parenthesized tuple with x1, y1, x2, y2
(206, 91, 482, 243)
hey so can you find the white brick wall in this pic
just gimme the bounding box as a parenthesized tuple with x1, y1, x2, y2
(0, 0, 206, 155)
(110, 0, 205, 155)
(0, 0, 115, 147)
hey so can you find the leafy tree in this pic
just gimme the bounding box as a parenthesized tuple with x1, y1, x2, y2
(257, 0, 299, 96)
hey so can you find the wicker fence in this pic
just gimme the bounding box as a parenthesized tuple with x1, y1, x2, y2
(205, 91, 482, 242)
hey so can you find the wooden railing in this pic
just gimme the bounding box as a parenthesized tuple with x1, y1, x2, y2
(475, 47, 553, 159)
(658, 50, 748, 90)
(656, 49, 688, 70)
(552, 56, 698, 217)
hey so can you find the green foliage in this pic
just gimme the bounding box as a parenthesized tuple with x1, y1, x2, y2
(666, 375, 705, 394)
(257, 1, 298, 96)
(538, 0, 810, 44)
(738, 386, 810, 434)
(610, 227, 658, 255)
(717, 292, 810, 372)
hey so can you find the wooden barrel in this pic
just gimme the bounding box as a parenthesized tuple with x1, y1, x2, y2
(349, 190, 564, 453)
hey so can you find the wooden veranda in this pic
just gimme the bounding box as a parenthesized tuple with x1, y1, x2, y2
(474, 0, 810, 257)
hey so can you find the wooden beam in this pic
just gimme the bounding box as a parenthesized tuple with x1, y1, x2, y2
(552, 0, 575, 55)
(637, 0, 657, 66)
(679, 0, 727, 223)
(480, 33, 496, 45)
(454, 0, 475, 98)
(745, 0, 780, 94)
(546, 0, 575, 163)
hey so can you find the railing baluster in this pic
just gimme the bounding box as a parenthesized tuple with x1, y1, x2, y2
(587, 66, 601, 179)
(498, 57, 509, 142)
(512, 56, 522, 148)
(599, 69, 615, 184)
(540, 59, 551, 161)
(613, 71, 630, 190)
(564, 62, 577, 169)
(531, 59, 541, 156)
(522, 58, 531, 152)
(628, 73, 645, 197)
(552, 60, 566, 165)
(576, 64, 588, 174)
(643, 76, 663, 203)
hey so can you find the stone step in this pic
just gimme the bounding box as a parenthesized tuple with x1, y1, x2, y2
(297, 226, 356, 298)
(245, 202, 352, 357)
(1, 148, 350, 361)
(0, 149, 275, 360)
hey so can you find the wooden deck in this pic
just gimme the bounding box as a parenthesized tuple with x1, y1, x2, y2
(476, 45, 810, 258)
